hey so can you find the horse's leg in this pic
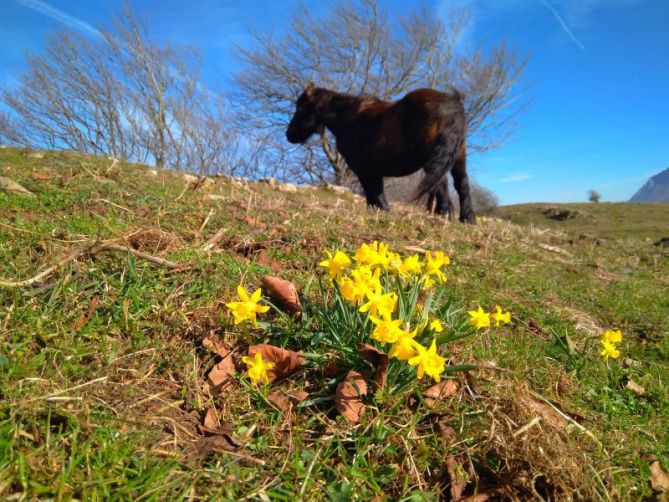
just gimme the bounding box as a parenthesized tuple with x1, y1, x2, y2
(452, 147, 476, 224)
(359, 174, 389, 211)
(430, 180, 454, 220)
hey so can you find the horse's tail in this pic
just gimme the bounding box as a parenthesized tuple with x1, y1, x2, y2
(411, 104, 466, 202)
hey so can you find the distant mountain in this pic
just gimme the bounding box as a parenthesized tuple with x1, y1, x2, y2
(629, 168, 669, 203)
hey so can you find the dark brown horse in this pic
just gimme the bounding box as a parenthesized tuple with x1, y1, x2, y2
(286, 83, 475, 223)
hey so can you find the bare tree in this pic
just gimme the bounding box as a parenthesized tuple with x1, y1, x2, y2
(588, 190, 601, 203)
(234, 0, 528, 186)
(0, 4, 239, 175)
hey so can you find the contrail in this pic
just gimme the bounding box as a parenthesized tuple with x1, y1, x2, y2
(538, 0, 588, 55)
(15, 0, 101, 38)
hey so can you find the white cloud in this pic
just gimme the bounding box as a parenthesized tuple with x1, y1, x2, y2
(499, 172, 533, 183)
(14, 0, 101, 38)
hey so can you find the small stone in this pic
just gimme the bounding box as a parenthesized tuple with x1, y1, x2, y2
(325, 183, 349, 193)
(279, 183, 298, 193)
(0, 176, 36, 197)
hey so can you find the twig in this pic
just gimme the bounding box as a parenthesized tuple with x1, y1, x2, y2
(0, 241, 186, 289)
(529, 390, 602, 447)
(513, 416, 542, 437)
(23, 376, 108, 403)
(97, 198, 133, 213)
(175, 181, 191, 201)
(105, 157, 119, 174)
(103, 243, 183, 268)
(202, 227, 227, 251)
(299, 445, 322, 496)
(196, 209, 215, 239)
(82, 166, 114, 184)
(401, 435, 425, 489)
(0, 248, 87, 288)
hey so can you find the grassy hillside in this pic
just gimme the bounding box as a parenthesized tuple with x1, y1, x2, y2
(1, 147, 668, 500)
(497, 202, 669, 241)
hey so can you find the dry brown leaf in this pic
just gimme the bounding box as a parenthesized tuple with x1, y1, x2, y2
(323, 361, 344, 378)
(625, 379, 645, 396)
(358, 343, 388, 388)
(268, 392, 291, 410)
(521, 396, 569, 430)
(290, 390, 309, 402)
(335, 370, 368, 423)
(202, 336, 230, 358)
(424, 380, 459, 407)
(203, 407, 220, 429)
(650, 461, 669, 492)
(30, 171, 54, 180)
(460, 495, 490, 502)
(207, 355, 236, 393)
(71, 295, 99, 331)
(436, 421, 457, 446)
(446, 455, 470, 501)
(261, 276, 302, 317)
(248, 344, 304, 382)
(194, 421, 242, 456)
(244, 215, 266, 228)
(268, 390, 309, 411)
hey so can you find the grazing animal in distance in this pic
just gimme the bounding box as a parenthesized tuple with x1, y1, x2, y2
(286, 83, 475, 223)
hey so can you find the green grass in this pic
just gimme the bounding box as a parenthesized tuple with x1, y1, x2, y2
(497, 202, 669, 240)
(1, 147, 668, 500)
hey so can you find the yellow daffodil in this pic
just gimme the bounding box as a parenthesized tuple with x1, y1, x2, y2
(408, 339, 447, 382)
(429, 319, 444, 333)
(490, 305, 511, 326)
(242, 352, 275, 385)
(339, 276, 361, 303)
(600, 340, 620, 361)
(424, 251, 449, 284)
(354, 241, 379, 267)
(354, 241, 390, 268)
(389, 328, 420, 360)
(385, 251, 403, 273)
(350, 266, 381, 299)
(423, 276, 436, 290)
(369, 315, 405, 344)
(225, 286, 270, 327)
(319, 250, 351, 279)
(602, 329, 622, 344)
(468, 306, 490, 330)
(398, 254, 423, 278)
(359, 288, 397, 318)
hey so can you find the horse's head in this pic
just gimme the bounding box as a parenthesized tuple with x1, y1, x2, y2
(286, 82, 325, 144)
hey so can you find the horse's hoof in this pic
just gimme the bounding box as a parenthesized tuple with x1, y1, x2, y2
(460, 213, 476, 224)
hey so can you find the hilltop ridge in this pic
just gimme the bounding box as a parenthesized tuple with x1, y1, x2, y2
(629, 167, 669, 202)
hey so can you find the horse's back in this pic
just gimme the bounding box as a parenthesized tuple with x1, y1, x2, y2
(400, 88, 463, 116)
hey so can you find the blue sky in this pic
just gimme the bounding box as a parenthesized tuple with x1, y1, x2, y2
(1, 0, 668, 204)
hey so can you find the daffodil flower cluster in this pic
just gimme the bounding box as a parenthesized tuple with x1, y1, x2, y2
(319, 241, 455, 382)
(600, 329, 623, 361)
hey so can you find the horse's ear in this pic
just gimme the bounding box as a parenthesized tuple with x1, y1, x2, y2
(305, 82, 316, 97)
